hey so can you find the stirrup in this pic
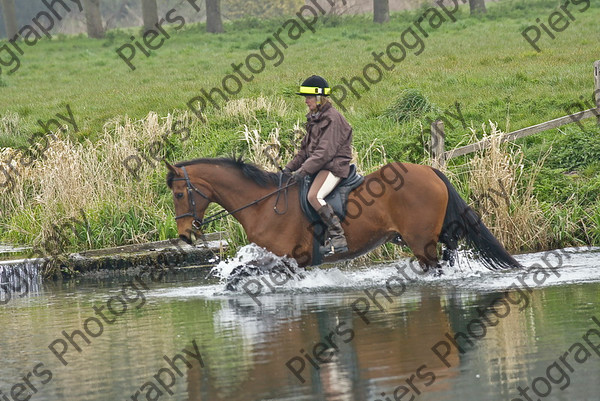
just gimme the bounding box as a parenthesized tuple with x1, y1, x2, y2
(319, 242, 349, 256)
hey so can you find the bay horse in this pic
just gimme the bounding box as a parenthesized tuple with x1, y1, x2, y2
(165, 157, 520, 272)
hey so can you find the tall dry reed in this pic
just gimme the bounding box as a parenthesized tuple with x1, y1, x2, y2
(0, 111, 196, 252)
(442, 122, 555, 253)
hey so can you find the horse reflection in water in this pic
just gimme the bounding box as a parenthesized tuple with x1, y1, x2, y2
(166, 157, 520, 276)
(182, 290, 465, 401)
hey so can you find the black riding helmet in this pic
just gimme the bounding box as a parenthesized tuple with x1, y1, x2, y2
(296, 75, 331, 96)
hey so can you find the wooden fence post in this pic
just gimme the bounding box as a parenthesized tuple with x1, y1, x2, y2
(431, 120, 445, 168)
(594, 60, 600, 125)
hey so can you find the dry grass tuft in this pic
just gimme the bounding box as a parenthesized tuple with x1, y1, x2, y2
(240, 124, 284, 171)
(0, 111, 193, 252)
(222, 95, 288, 121)
(444, 122, 553, 253)
(0, 112, 20, 139)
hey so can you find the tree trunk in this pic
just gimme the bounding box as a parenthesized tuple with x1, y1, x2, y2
(140, 0, 158, 32)
(373, 0, 389, 24)
(469, 0, 486, 15)
(206, 0, 223, 33)
(0, 0, 17, 38)
(83, 0, 105, 38)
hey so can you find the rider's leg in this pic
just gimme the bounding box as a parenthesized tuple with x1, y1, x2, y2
(308, 170, 340, 210)
(308, 171, 348, 255)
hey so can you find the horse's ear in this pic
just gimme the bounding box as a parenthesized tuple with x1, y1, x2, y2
(164, 160, 180, 175)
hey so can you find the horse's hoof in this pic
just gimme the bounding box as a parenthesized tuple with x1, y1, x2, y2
(433, 268, 444, 277)
(442, 248, 456, 267)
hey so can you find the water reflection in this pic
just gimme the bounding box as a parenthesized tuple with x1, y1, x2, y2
(1, 250, 600, 401)
(180, 280, 600, 401)
(182, 287, 464, 401)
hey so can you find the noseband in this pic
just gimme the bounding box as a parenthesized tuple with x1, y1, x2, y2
(171, 166, 210, 230)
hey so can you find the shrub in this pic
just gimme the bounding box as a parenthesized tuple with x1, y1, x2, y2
(383, 89, 433, 123)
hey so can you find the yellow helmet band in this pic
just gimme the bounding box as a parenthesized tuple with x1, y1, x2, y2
(297, 86, 331, 96)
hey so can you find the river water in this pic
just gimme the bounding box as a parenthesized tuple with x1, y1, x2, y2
(1, 246, 599, 401)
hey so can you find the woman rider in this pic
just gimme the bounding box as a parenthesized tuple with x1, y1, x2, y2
(283, 75, 353, 256)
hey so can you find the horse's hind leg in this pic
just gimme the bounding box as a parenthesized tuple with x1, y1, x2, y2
(402, 233, 443, 275)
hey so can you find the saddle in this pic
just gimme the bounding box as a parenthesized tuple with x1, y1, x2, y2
(298, 165, 364, 265)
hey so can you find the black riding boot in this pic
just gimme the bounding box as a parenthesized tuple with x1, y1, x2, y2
(316, 204, 348, 256)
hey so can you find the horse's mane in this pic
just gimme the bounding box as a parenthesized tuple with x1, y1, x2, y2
(166, 156, 281, 188)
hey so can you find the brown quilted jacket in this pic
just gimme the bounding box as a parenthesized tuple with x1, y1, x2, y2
(285, 102, 353, 178)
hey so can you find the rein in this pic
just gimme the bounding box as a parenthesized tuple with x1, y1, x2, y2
(172, 166, 296, 230)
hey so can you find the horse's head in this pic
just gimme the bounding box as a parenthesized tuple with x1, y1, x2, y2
(165, 161, 213, 244)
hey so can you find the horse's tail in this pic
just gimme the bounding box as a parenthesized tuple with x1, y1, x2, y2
(432, 168, 521, 270)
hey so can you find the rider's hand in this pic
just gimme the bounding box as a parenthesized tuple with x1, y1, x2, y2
(292, 169, 307, 181)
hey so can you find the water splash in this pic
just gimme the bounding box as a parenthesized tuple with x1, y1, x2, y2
(209, 243, 295, 281)
(151, 245, 600, 301)
(209, 244, 304, 291)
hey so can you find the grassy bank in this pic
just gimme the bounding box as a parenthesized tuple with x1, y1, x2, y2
(1, 0, 599, 261)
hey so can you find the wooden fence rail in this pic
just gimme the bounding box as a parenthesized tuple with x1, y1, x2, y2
(431, 60, 600, 168)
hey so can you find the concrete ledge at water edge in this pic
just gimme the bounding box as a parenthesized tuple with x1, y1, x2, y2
(1, 232, 227, 278)
(69, 233, 227, 275)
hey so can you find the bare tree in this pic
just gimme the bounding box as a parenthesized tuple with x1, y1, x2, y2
(141, 0, 158, 32)
(83, 0, 105, 38)
(373, 0, 389, 24)
(0, 0, 17, 38)
(206, 0, 223, 33)
(469, 0, 486, 15)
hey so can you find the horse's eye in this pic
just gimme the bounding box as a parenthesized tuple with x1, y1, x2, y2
(176, 193, 184, 199)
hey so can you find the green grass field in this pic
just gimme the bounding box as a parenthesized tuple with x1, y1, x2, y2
(1, 0, 600, 260)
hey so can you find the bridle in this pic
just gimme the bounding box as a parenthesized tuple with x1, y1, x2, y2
(171, 166, 297, 231)
(171, 166, 211, 230)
